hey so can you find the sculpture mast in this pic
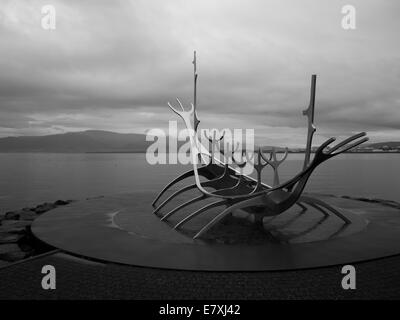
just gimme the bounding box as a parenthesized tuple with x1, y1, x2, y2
(192, 51, 200, 132)
(302, 75, 317, 169)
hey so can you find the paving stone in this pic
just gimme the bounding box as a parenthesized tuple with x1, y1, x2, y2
(0, 252, 399, 299)
(0, 260, 9, 268)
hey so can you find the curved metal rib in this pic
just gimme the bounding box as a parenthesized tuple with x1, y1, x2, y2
(286, 214, 329, 241)
(161, 176, 253, 222)
(161, 194, 205, 221)
(296, 202, 308, 211)
(264, 207, 307, 231)
(153, 164, 238, 215)
(152, 168, 201, 206)
(153, 183, 199, 215)
(152, 162, 228, 207)
(208, 150, 254, 196)
(193, 198, 262, 239)
(174, 200, 228, 229)
(301, 200, 330, 218)
(211, 176, 254, 196)
(327, 132, 366, 154)
(330, 136, 368, 156)
(300, 195, 351, 224)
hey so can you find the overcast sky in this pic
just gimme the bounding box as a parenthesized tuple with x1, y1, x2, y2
(0, 0, 399, 147)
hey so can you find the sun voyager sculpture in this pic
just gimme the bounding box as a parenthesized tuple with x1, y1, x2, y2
(152, 52, 369, 240)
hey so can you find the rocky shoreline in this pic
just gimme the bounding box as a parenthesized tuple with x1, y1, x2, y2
(0, 200, 74, 267)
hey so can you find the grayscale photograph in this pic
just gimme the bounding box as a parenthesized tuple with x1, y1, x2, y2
(0, 0, 399, 311)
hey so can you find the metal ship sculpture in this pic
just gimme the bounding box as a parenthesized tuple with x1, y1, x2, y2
(152, 52, 368, 239)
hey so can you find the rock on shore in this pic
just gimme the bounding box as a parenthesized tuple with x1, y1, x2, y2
(0, 200, 74, 266)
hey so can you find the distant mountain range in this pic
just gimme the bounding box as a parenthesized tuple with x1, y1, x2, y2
(0, 130, 152, 153)
(0, 130, 398, 153)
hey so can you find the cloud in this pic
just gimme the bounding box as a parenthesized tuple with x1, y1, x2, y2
(0, 0, 399, 146)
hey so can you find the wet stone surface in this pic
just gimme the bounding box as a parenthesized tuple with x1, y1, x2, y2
(31, 192, 400, 271)
(0, 200, 74, 265)
(3, 193, 400, 269)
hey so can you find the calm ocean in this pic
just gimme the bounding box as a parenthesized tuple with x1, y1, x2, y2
(0, 153, 399, 212)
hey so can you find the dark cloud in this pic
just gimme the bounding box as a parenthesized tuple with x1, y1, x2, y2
(0, 0, 399, 146)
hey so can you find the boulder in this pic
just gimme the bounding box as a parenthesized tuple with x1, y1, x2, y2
(0, 233, 23, 244)
(0, 250, 27, 262)
(0, 220, 31, 230)
(4, 208, 38, 221)
(4, 211, 19, 220)
(0, 226, 27, 234)
(18, 242, 34, 253)
(0, 244, 27, 262)
(0, 199, 72, 264)
(0, 220, 32, 231)
(0, 243, 20, 254)
(54, 199, 69, 206)
(18, 210, 38, 221)
(33, 202, 56, 214)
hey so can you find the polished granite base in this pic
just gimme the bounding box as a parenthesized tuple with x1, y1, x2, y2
(32, 192, 400, 271)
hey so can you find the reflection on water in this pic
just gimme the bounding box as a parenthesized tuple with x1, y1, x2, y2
(0, 153, 399, 212)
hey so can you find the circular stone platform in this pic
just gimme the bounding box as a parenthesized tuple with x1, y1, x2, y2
(32, 192, 400, 271)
